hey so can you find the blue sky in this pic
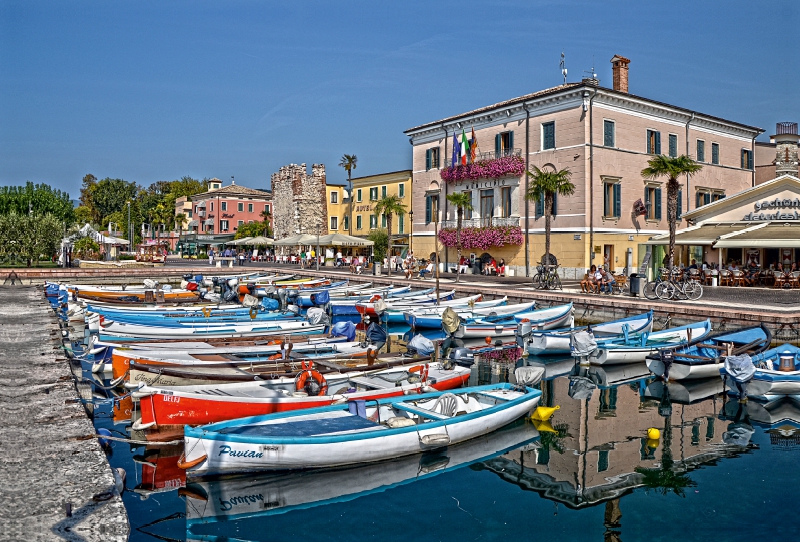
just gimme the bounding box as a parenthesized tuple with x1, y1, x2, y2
(1, 0, 797, 198)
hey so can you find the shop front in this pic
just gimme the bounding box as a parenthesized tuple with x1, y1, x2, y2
(645, 174, 800, 279)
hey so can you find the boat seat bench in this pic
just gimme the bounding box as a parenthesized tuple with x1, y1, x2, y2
(475, 391, 512, 402)
(348, 376, 395, 390)
(393, 402, 450, 420)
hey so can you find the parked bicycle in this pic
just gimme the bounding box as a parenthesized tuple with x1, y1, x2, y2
(644, 267, 703, 301)
(532, 264, 562, 290)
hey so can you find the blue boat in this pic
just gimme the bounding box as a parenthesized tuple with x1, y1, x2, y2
(592, 319, 714, 366)
(724, 343, 800, 397)
(646, 323, 770, 380)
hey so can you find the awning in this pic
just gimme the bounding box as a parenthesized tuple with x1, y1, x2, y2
(187, 220, 199, 227)
(249, 236, 274, 245)
(273, 234, 319, 246)
(316, 233, 374, 247)
(226, 237, 253, 246)
(645, 223, 745, 246)
(714, 222, 800, 248)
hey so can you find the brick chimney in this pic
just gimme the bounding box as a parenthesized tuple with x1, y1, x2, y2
(610, 55, 631, 93)
(773, 122, 799, 177)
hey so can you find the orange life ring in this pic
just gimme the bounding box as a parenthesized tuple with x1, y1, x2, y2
(301, 360, 313, 370)
(295, 370, 328, 396)
(369, 294, 382, 303)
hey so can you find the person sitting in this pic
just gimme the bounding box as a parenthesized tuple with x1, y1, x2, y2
(601, 268, 617, 294)
(496, 258, 506, 277)
(404, 257, 417, 280)
(483, 258, 497, 275)
(458, 255, 469, 274)
(581, 265, 597, 293)
(418, 260, 433, 279)
(688, 259, 698, 270)
(355, 256, 364, 275)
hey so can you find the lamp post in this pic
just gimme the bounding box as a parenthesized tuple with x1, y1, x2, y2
(427, 181, 441, 306)
(127, 201, 132, 251)
(316, 223, 320, 271)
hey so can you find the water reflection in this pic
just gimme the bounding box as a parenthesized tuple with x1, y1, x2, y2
(184, 419, 539, 530)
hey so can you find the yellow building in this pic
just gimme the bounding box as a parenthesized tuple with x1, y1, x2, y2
(349, 170, 412, 245)
(325, 183, 348, 234)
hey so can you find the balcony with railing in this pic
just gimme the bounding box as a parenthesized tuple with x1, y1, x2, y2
(440, 216, 519, 229)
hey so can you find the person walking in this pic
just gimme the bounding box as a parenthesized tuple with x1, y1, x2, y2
(208, 248, 214, 266)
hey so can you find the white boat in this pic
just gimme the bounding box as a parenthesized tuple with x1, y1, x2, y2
(178, 383, 541, 476)
(183, 419, 539, 524)
(98, 319, 326, 341)
(404, 299, 533, 329)
(590, 320, 713, 366)
(524, 311, 653, 356)
(646, 324, 771, 380)
(455, 303, 573, 340)
(725, 343, 800, 397)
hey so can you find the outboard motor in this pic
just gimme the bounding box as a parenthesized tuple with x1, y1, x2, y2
(516, 318, 533, 350)
(276, 288, 288, 311)
(222, 288, 238, 303)
(448, 347, 475, 367)
(331, 321, 356, 342)
(286, 304, 300, 316)
(182, 273, 193, 282)
(364, 316, 388, 352)
(306, 307, 330, 327)
(724, 353, 756, 402)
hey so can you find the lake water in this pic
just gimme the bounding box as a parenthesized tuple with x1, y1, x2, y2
(80, 323, 800, 542)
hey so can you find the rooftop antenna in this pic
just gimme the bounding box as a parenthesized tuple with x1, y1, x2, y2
(560, 52, 567, 84)
(583, 56, 597, 81)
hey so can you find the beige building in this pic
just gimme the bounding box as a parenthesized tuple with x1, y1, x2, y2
(348, 170, 412, 247)
(404, 55, 763, 278)
(324, 183, 348, 234)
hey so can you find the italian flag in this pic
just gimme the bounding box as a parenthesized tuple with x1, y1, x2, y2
(460, 129, 469, 165)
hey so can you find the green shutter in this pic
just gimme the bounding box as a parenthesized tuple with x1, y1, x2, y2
(425, 149, 431, 170)
(495, 134, 501, 156)
(509, 130, 514, 150)
(425, 196, 432, 223)
(604, 120, 614, 147)
(655, 188, 662, 220)
(669, 134, 677, 157)
(613, 183, 621, 217)
(655, 132, 661, 155)
(535, 192, 544, 218)
(551, 192, 557, 217)
(398, 214, 404, 234)
(677, 189, 683, 219)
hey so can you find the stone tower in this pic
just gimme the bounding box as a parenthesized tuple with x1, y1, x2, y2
(773, 122, 800, 177)
(270, 163, 329, 240)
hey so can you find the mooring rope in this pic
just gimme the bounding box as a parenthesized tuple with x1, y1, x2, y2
(87, 434, 182, 446)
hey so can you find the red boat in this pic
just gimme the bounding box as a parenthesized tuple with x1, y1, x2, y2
(134, 361, 471, 436)
(133, 444, 186, 496)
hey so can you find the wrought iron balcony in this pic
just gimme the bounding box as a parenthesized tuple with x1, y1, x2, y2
(440, 216, 519, 229)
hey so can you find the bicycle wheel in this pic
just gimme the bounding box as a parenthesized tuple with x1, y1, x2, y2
(655, 281, 675, 300)
(673, 282, 689, 300)
(532, 273, 542, 288)
(686, 281, 703, 300)
(551, 274, 562, 290)
(643, 281, 659, 300)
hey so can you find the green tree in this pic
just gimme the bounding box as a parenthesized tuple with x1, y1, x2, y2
(73, 236, 101, 261)
(367, 228, 388, 262)
(0, 211, 63, 266)
(445, 192, 474, 283)
(641, 155, 703, 272)
(525, 166, 575, 273)
(0, 182, 75, 224)
(174, 213, 187, 231)
(92, 178, 140, 224)
(373, 195, 407, 276)
(74, 206, 94, 225)
(79, 174, 100, 223)
(235, 220, 273, 239)
(339, 154, 357, 235)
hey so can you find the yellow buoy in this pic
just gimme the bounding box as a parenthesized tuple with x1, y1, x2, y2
(531, 405, 560, 421)
(646, 438, 660, 450)
(647, 428, 661, 440)
(532, 419, 558, 433)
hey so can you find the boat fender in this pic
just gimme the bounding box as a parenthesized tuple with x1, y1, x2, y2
(177, 452, 208, 470)
(202, 307, 212, 318)
(295, 370, 328, 396)
(249, 306, 258, 319)
(131, 419, 157, 431)
(647, 428, 661, 440)
(96, 428, 112, 448)
(385, 417, 415, 429)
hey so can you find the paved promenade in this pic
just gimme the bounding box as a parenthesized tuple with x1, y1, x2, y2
(0, 286, 128, 541)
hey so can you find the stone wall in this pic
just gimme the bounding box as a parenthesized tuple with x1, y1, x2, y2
(271, 163, 329, 240)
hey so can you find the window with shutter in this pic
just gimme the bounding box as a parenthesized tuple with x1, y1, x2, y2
(495, 134, 501, 156)
(356, 215, 362, 230)
(646, 130, 662, 154)
(381, 214, 386, 228)
(398, 214, 404, 234)
(425, 149, 431, 171)
(425, 196, 432, 224)
(381, 186, 387, 198)
(603, 120, 615, 147)
(542, 122, 555, 150)
(696, 140, 705, 162)
(654, 188, 662, 220)
(668, 134, 678, 158)
(534, 191, 544, 219)
(677, 189, 683, 220)
(399, 184, 404, 198)
(711, 143, 720, 165)
(613, 183, 621, 218)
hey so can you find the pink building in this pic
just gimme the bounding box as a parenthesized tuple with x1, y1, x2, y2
(404, 55, 764, 278)
(176, 179, 272, 236)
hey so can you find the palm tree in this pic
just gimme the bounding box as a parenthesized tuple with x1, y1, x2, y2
(174, 213, 186, 232)
(641, 155, 703, 273)
(373, 194, 407, 276)
(445, 192, 474, 283)
(339, 154, 358, 235)
(525, 166, 575, 271)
